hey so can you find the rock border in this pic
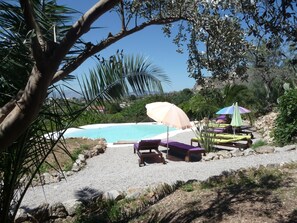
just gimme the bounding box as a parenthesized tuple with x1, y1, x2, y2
(31, 139, 107, 186)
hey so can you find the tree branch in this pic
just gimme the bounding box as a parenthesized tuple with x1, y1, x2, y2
(120, 1, 126, 32)
(19, 0, 45, 66)
(0, 0, 121, 149)
(53, 0, 121, 64)
(52, 16, 185, 83)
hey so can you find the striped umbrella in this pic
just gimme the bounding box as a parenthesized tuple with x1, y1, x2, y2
(216, 103, 251, 115)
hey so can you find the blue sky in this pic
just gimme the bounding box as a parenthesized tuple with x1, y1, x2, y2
(58, 1, 197, 93)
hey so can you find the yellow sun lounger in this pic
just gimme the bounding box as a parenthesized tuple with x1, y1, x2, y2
(191, 134, 252, 150)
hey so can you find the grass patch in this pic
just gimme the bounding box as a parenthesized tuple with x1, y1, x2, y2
(200, 167, 285, 190)
(252, 139, 267, 149)
(43, 138, 99, 173)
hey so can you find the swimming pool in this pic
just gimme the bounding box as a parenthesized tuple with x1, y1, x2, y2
(64, 123, 177, 143)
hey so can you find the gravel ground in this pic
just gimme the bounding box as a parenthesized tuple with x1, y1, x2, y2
(21, 130, 297, 208)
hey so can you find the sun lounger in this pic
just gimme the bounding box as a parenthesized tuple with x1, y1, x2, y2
(203, 124, 254, 138)
(191, 134, 252, 150)
(134, 139, 166, 167)
(160, 140, 205, 162)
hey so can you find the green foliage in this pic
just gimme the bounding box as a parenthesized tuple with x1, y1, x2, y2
(63, 146, 86, 171)
(181, 183, 194, 192)
(183, 93, 218, 120)
(201, 167, 285, 190)
(252, 139, 267, 149)
(79, 53, 169, 103)
(222, 84, 251, 107)
(120, 94, 166, 123)
(274, 89, 297, 145)
(167, 88, 194, 106)
(193, 122, 216, 153)
(105, 102, 122, 114)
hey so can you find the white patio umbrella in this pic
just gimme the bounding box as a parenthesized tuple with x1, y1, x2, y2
(145, 102, 192, 156)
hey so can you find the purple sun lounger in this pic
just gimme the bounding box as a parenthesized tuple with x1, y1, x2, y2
(134, 139, 166, 167)
(160, 140, 205, 162)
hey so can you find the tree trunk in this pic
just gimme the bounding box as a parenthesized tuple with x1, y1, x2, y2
(0, 65, 54, 150)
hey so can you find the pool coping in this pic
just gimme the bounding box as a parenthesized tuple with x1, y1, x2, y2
(63, 122, 195, 148)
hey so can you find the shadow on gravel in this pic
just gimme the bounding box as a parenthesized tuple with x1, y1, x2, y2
(75, 186, 103, 205)
(141, 168, 293, 223)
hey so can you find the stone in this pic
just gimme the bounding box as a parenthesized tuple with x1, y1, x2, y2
(42, 172, 53, 185)
(83, 150, 92, 158)
(15, 208, 28, 223)
(254, 112, 278, 143)
(63, 199, 82, 216)
(126, 191, 142, 200)
(71, 162, 80, 172)
(203, 152, 216, 161)
(243, 148, 256, 156)
(49, 202, 68, 218)
(217, 150, 232, 159)
(102, 190, 124, 201)
(30, 203, 50, 222)
(231, 148, 244, 157)
(275, 144, 296, 152)
(78, 154, 86, 162)
(92, 144, 106, 154)
(64, 171, 74, 177)
(254, 145, 275, 154)
(266, 163, 280, 168)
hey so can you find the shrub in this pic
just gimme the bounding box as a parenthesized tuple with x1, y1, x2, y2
(274, 89, 297, 145)
(193, 121, 216, 153)
(252, 139, 267, 149)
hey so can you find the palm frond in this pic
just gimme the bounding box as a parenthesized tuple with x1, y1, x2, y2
(79, 53, 170, 106)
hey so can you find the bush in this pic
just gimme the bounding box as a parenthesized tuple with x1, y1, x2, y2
(252, 139, 267, 149)
(274, 89, 297, 145)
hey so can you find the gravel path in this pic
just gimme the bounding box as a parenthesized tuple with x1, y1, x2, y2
(21, 130, 297, 208)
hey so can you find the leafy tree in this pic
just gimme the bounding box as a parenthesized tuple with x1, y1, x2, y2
(121, 94, 167, 123)
(1, 0, 296, 149)
(0, 1, 296, 221)
(220, 84, 252, 107)
(167, 88, 194, 106)
(274, 88, 297, 145)
(0, 1, 166, 221)
(246, 39, 296, 112)
(182, 93, 218, 120)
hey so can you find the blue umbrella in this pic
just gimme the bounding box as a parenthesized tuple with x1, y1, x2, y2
(216, 104, 251, 115)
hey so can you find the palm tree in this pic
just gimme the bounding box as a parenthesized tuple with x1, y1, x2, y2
(79, 53, 169, 104)
(0, 2, 168, 222)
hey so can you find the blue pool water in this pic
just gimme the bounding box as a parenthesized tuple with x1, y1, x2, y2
(64, 124, 177, 143)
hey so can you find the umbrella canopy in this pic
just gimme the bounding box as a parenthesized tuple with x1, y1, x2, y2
(216, 104, 251, 114)
(145, 102, 191, 155)
(146, 102, 192, 129)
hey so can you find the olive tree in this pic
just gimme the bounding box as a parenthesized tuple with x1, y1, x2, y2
(0, 0, 296, 221)
(1, 0, 296, 149)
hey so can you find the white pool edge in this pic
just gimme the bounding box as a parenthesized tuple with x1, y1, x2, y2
(62, 122, 196, 148)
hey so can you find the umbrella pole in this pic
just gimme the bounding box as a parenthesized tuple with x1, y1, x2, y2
(166, 126, 169, 157)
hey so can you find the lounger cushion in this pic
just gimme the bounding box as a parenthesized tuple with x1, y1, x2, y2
(134, 139, 161, 151)
(161, 140, 204, 151)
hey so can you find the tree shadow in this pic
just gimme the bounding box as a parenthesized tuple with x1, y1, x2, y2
(143, 169, 293, 223)
(278, 209, 297, 223)
(74, 186, 103, 205)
